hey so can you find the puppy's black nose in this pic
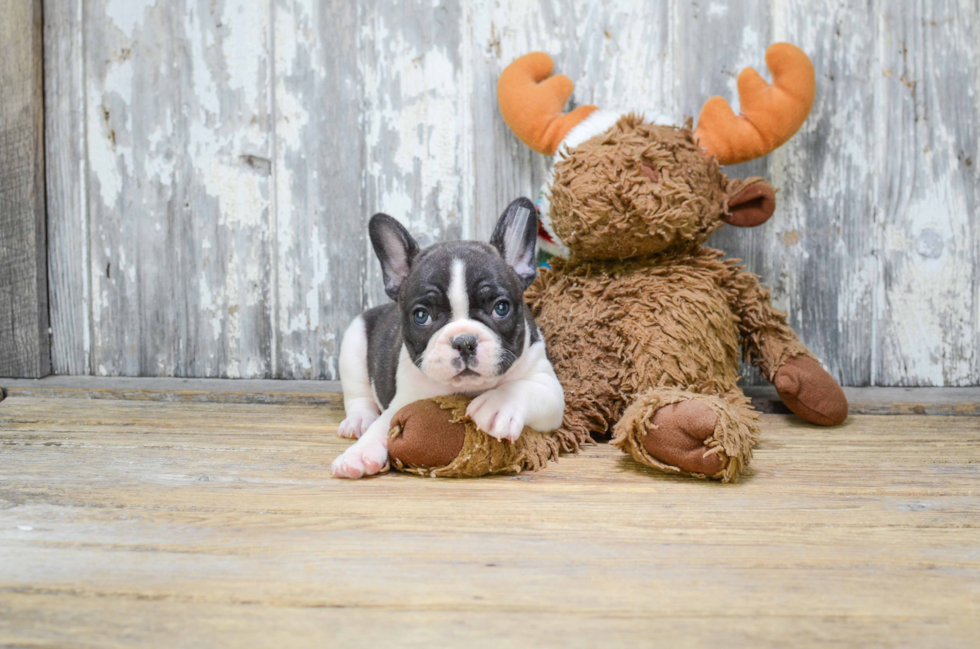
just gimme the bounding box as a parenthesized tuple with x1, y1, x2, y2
(451, 334, 479, 360)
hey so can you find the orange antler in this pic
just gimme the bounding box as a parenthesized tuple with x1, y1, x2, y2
(694, 43, 816, 165)
(497, 52, 598, 155)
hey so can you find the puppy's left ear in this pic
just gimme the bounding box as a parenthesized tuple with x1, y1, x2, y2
(490, 197, 538, 289)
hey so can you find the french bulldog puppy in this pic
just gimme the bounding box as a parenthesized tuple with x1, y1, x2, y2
(332, 198, 565, 479)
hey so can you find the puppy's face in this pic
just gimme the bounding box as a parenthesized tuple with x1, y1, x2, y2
(401, 244, 528, 388)
(370, 199, 539, 391)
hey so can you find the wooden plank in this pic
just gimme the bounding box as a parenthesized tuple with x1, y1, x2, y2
(81, 0, 275, 377)
(0, 377, 977, 415)
(875, 1, 980, 386)
(81, 0, 162, 376)
(44, 0, 90, 376)
(0, 396, 978, 646)
(272, 0, 366, 379)
(745, 385, 980, 416)
(357, 0, 470, 294)
(0, 0, 49, 379)
(764, 2, 878, 386)
(0, 376, 342, 406)
(0, 596, 976, 649)
(163, 0, 275, 379)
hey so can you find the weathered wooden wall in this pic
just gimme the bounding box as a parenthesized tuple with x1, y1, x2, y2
(1, 0, 49, 378)
(42, 0, 980, 385)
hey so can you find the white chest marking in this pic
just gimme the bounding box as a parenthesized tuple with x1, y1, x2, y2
(448, 258, 469, 322)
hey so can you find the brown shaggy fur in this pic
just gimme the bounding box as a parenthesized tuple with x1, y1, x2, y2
(549, 117, 729, 259)
(526, 115, 816, 482)
(613, 387, 759, 482)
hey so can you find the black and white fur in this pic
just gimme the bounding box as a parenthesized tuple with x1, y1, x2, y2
(332, 198, 565, 479)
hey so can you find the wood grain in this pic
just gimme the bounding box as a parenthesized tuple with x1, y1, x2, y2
(875, 2, 980, 386)
(1, 395, 979, 646)
(272, 0, 364, 380)
(44, 0, 89, 376)
(766, 2, 878, 387)
(0, 376, 343, 406)
(79, 0, 276, 377)
(42, 0, 980, 385)
(0, 0, 49, 379)
(1, 377, 977, 415)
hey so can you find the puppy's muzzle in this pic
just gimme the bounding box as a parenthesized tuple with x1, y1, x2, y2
(451, 334, 479, 363)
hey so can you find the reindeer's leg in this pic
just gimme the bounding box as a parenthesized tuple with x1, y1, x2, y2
(612, 387, 759, 483)
(721, 262, 848, 426)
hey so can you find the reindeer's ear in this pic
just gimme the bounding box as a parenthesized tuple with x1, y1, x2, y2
(724, 179, 776, 228)
(490, 198, 538, 289)
(369, 214, 419, 301)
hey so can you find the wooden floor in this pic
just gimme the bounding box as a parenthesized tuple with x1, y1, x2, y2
(1, 389, 979, 647)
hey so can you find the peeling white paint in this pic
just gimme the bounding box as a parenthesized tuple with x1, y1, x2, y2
(361, 12, 464, 246)
(220, 0, 265, 112)
(105, 0, 156, 38)
(48, 0, 980, 384)
(872, 3, 979, 386)
(707, 3, 729, 17)
(881, 179, 975, 385)
(86, 52, 135, 210)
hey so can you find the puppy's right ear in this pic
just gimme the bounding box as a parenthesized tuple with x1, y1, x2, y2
(369, 213, 419, 301)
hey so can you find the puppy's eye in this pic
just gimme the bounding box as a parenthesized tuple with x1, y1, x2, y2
(492, 301, 511, 319)
(413, 308, 431, 326)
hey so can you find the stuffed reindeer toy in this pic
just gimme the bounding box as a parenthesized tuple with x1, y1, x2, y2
(386, 43, 847, 481)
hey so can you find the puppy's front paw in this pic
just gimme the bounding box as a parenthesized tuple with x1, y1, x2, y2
(331, 437, 388, 479)
(338, 410, 378, 439)
(466, 390, 526, 442)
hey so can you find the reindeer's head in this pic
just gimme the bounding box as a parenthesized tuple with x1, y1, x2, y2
(497, 44, 815, 261)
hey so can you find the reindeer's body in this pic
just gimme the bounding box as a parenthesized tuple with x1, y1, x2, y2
(530, 251, 744, 408)
(501, 46, 848, 481)
(528, 245, 817, 481)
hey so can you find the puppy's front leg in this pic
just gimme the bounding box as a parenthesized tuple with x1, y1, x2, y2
(467, 352, 565, 442)
(331, 410, 394, 479)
